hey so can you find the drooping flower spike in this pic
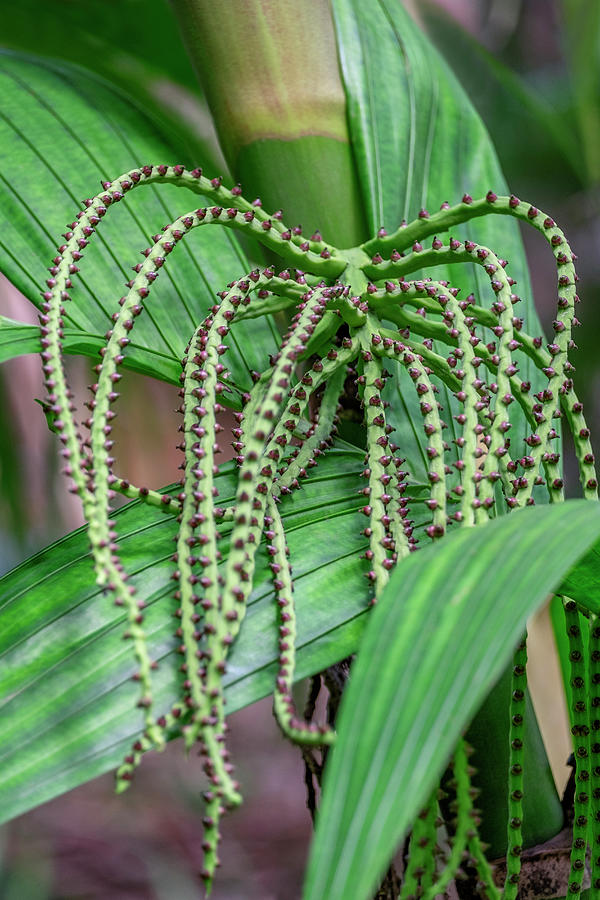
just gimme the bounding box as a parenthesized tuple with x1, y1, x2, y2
(41, 165, 597, 895)
(504, 637, 528, 899)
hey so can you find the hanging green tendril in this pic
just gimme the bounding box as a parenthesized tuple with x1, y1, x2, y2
(564, 599, 591, 898)
(266, 494, 336, 745)
(360, 343, 398, 596)
(429, 739, 480, 899)
(503, 636, 527, 900)
(399, 787, 440, 900)
(589, 617, 600, 893)
(272, 360, 350, 498)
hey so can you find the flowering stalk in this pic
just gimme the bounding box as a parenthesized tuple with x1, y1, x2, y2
(40, 160, 597, 895)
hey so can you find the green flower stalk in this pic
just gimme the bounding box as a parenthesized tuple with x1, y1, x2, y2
(504, 637, 528, 899)
(399, 787, 439, 899)
(590, 620, 600, 893)
(564, 601, 591, 898)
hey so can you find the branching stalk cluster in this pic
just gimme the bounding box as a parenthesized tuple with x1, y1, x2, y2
(40, 165, 597, 895)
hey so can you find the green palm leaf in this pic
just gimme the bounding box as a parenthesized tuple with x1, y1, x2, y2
(303, 499, 600, 900)
(0, 51, 278, 389)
